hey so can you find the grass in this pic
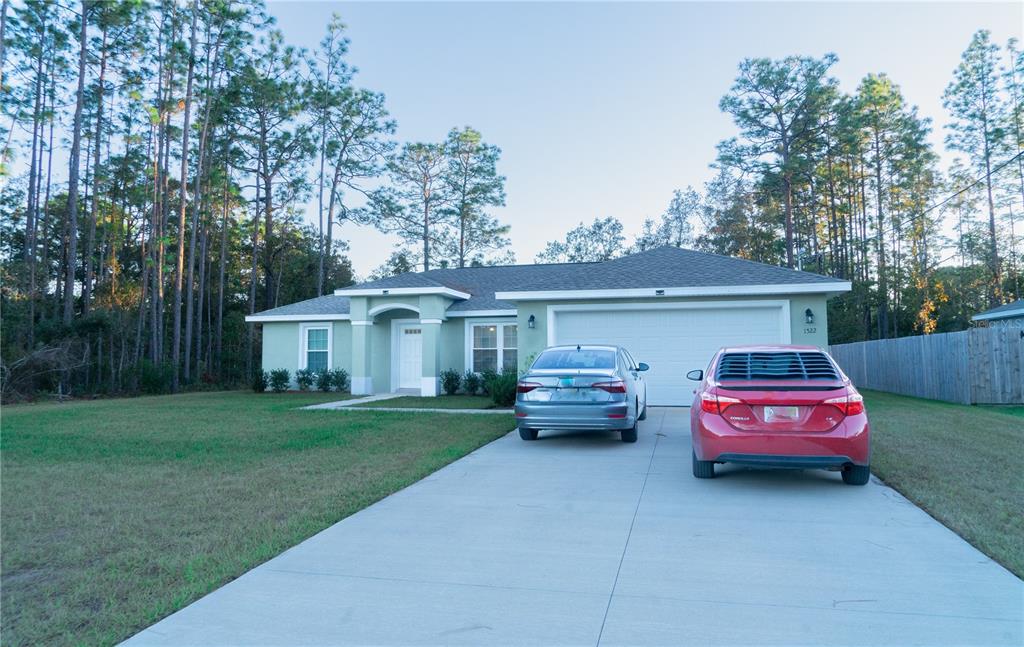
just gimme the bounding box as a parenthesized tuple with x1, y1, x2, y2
(0, 391, 514, 646)
(351, 394, 502, 409)
(863, 390, 1024, 578)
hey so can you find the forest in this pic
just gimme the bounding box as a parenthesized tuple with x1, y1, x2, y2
(1, 0, 1021, 400)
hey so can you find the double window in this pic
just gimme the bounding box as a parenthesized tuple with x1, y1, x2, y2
(303, 325, 330, 373)
(470, 323, 517, 373)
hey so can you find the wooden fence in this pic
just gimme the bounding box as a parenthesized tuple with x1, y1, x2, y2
(829, 327, 1024, 405)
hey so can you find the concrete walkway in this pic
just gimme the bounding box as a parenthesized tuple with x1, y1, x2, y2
(125, 408, 1023, 646)
(302, 394, 402, 409)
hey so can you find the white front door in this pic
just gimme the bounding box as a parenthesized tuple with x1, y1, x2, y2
(398, 325, 423, 390)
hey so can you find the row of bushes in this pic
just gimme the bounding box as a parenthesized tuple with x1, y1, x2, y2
(440, 367, 518, 407)
(253, 368, 351, 394)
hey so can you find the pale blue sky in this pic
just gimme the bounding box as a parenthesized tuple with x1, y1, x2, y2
(270, 1, 1022, 277)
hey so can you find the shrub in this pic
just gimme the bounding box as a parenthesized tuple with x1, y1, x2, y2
(478, 368, 498, 396)
(268, 368, 290, 393)
(140, 360, 173, 395)
(440, 368, 461, 395)
(295, 368, 314, 391)
(462, 370, 481, 395)
(331, 368, 350, 393)
(316, 370, 333, 392)
(484, 366, 518, 407)
(252, 370, 269, 393)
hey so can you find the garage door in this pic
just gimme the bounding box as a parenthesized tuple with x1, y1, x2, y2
(551, 304, 787, 405)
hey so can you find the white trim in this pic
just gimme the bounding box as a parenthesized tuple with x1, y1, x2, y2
(351, 376, 373, 395)
(546, 300, 792, 347)
(245, 314, 350, 323)
(495, 282, 851, 301)
(446, 309, 518, 318)
(390, 319, 422, 393)
(420, 377, 439, 397)
(368, 303, 420, 318)
(464, 318, 519, 374)
(351, 320, 374, 326)
(972, 306, 1024, 322)
(335, 286, 471, 300)
(298, 323, 333, 373)
(420, 318, 444, 325)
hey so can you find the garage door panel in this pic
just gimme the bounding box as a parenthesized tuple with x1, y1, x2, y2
(552, 306, 784, 406)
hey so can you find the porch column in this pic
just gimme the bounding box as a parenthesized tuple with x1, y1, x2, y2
(350, 297, 373, 395)
(419, 318, 442, 396)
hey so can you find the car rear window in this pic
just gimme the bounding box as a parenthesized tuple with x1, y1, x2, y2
(716, 351, 839, 381)
(533, 349, 616, 370)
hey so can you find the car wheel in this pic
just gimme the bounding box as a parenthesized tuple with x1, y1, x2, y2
(518, 427, 538, 441)
(620, 422, 638, 443)
(692, 450, 715, 479)
(842, 464, 870, 485)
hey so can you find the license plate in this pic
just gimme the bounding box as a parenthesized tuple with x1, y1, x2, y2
(764, 406, 799, 421)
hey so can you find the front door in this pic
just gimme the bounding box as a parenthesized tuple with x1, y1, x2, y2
(398, 325, 423, 390)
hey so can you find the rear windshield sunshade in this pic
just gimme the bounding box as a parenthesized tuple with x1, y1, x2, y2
(716, 352, 839, 381)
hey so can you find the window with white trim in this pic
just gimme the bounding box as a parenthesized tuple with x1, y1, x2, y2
(304, 327, 330, 373)
(471, 323, 517, 372)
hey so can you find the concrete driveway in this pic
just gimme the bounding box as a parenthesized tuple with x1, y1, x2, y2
(126, 408, 1022, 646)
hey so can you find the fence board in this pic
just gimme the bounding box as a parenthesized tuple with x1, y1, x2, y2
(830, 327, 1021, 405)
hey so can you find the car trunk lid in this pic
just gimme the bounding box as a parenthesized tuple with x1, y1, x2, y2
(518, 369, 621, 403)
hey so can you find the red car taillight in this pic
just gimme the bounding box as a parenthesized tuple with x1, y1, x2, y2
(700, 391, 741, 415)
(516, 381, 541, 393)
(592, 380, 627, 393)
(823, 390, 865, 416)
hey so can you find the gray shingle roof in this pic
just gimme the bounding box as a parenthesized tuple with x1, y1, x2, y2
(251, 295, 351, 317)
(335, 246, 844, 312)
(972, 299, 1024, 321)
(255, 247, 847, 318)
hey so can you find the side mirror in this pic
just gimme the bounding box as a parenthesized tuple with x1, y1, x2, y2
(637, 362, 649, 372)
(686, 369, 703, 381)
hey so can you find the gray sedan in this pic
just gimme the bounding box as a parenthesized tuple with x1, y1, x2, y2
(514, 345, 649, 443)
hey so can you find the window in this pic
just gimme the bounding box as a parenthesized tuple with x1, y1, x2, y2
(470, 323, 517, 373)
(532, 348, 616, 370)
(304, 326, 330, 373)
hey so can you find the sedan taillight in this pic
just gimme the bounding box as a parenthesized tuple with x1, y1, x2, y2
(700, 391, 741, 415)
(516, 381, 542, 393)
(592, 380, 627, 393)
(823, 390, 865, 416)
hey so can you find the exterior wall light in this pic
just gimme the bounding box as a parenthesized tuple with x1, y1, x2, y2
(528, 314, 536, 329)
(805, 308, 815, 325)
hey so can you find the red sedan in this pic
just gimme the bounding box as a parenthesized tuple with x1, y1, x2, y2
(687, 345, 871, 485)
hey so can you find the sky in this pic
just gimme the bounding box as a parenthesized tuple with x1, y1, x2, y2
(264, 1, 1022, 277)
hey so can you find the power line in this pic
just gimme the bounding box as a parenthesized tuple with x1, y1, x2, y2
(921, 150, 1024, 218)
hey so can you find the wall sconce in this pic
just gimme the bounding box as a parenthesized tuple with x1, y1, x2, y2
(804, 308, 815, 325)
(528, 314, 536, 329)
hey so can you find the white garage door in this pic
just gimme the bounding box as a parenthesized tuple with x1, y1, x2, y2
(552, 304, 788, 406)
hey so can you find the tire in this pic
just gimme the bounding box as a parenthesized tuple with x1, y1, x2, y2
(692, 450, 715, 479)
(842, 463, 870, 486)
(638, 399, 647, 421)
(620, 423, 638, 443)
(518, 427, 538, 441)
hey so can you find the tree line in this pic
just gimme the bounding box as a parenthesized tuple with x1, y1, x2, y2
(537, 31, 1023, 343)
(0, 0, 511, 400)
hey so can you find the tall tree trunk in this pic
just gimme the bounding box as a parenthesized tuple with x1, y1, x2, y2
(83, 28, 108, 316)
(171, 0, 199, 390)
(216, 168, 229, 377)
(63, 0, 89, 326)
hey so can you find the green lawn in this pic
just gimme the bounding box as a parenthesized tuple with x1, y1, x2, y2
(351, 394, 501, 409)
(864, 390, 1024, 578)
(0, 391, 514, 646)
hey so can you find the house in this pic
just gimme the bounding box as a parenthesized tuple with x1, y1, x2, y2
(971, 299, 1024, 329)
(245, 246, 851, 405)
